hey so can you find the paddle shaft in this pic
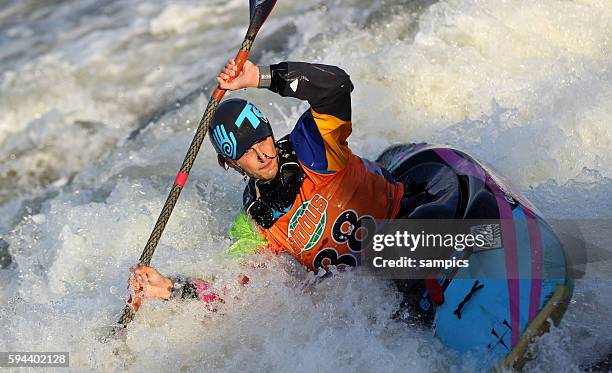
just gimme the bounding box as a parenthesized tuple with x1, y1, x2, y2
(138, 48, 249, 267)
(117, 0, 276, 326)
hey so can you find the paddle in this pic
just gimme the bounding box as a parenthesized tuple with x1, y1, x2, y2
(113, 0, 277, 331)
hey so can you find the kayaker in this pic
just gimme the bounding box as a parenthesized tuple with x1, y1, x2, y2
(130, 59, 440, 321)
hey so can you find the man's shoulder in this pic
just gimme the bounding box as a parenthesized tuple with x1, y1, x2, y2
(290, 111, 335, 173)
(290, 109, 352, 174)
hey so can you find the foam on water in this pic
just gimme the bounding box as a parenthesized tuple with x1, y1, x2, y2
(1, 0, 611, 371)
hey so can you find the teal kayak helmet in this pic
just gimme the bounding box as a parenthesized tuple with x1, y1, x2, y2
(209, 99, 273, 166)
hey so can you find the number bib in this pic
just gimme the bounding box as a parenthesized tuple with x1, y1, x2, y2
(262, 153, 403, 272)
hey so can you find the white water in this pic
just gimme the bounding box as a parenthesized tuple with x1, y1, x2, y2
(1, 0, 611, 371)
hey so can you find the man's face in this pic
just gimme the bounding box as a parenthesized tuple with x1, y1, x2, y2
(234, 136, 279, 181)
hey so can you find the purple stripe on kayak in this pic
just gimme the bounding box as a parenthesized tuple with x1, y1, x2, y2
(525, 208, 543, 322)
(434, 148, 486, 181)
(491, 185, 520, 346)
(435, 148, 520, 346)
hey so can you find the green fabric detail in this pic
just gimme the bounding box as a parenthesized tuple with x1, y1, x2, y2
(225, 211, 268, 258)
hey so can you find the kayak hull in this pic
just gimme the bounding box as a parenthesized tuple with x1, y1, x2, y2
(377, 143, 573, 370)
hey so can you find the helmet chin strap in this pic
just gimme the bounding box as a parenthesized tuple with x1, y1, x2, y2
(226, 161, 246, 176)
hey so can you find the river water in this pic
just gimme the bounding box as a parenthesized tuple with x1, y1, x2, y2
(1, 0, 611, 371)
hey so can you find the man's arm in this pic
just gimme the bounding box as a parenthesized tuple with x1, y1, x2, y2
(216, 59, 355, 173)
(216, 59, 352, 121)
(261, 62, 353, 122)
(265, 62, 354, 173)
(129, 264, 248, 310)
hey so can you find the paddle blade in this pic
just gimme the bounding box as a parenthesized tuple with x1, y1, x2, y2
(247, 0, 277, 39)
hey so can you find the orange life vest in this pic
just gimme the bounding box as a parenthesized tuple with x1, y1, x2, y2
(261, 109, 404, 271)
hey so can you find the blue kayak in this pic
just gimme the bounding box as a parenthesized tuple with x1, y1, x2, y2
(377, 143, 573, 370)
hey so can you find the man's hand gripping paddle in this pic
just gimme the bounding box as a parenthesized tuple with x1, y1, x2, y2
(105, 0, 277, 341)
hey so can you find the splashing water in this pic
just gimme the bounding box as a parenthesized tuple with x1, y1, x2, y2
(1, 0, 611, 371)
